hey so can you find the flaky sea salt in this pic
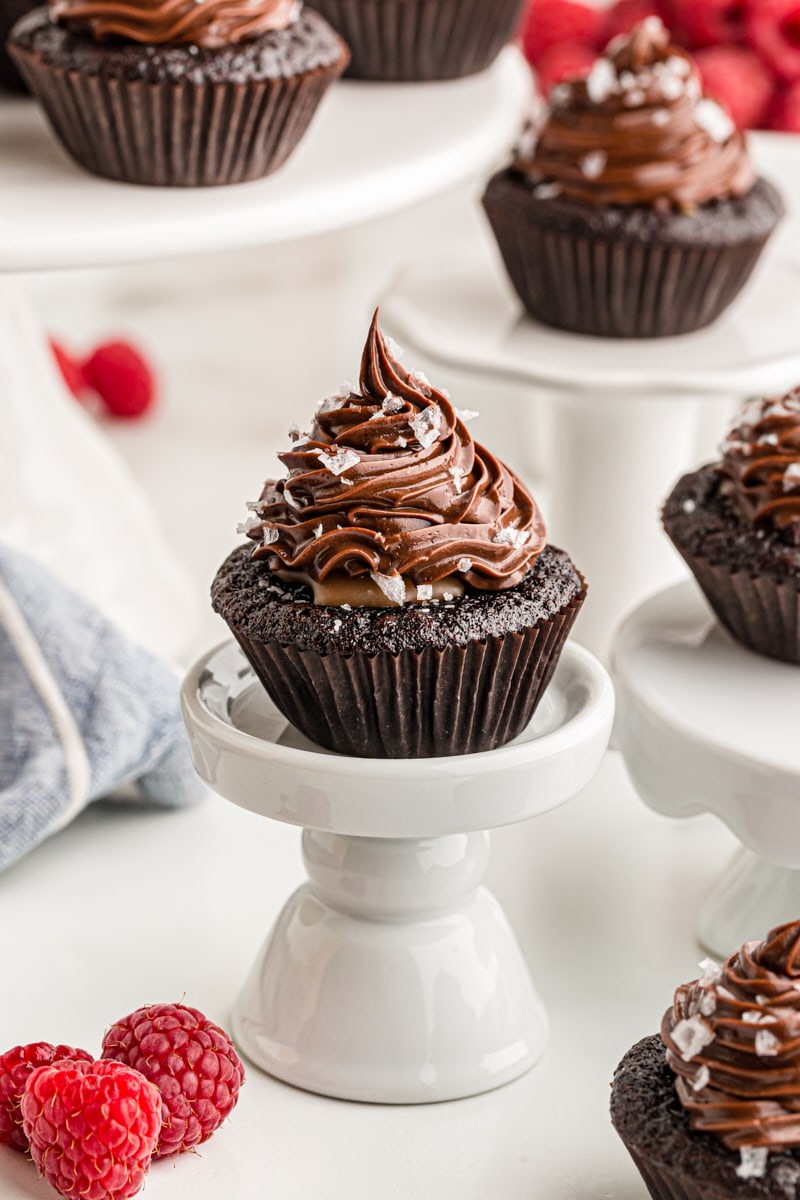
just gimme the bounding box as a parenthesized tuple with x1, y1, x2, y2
(313, 524, 323, 539)
(332, 618, 342, 633)
(410, 404, 443, 450)
(384, 335, 404, 359)
(743, 1010, 777, 1024)
(493, 527, 530, 550)
(449, 466, 465, 494)
(533, 182, 562, 200)
(691, 1064, 710, 1092)
(315, 447, 361, 476)
(695, 99, 734, 143)
(698, 990, 717, 1017)
(370, 572, 406, 606)
(623, 89, 646, 107)
(283, 486, 302, 510)
(457, 557, 473, 573)
(262, 526, 279, 546)
(736, 1148, 768, 1180)
(382, 393, 405, 414)
(755, 1029, 781, 1057)
(783, 463, 800, 491)
(417, 584, 433, 601)
(236, 516, 261, 535)
(671, 1016, 715, 1062)
(580, 150, 608, 180)
(409, 369, 433, 396)
(585, 57, 616, 104)
(699, 957, 722, 982)
(335, 378, 356, 399)
(456, 408, 479, 422)
(443, 592, 454, 602)
(317, 396, 343, 415)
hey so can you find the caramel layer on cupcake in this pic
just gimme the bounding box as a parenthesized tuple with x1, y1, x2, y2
(240, 311, 546, 606)
(662, 921, 800, 1153)
(519, 17, 755, 212)
(49, 0, 299, 46)
(721, 390, 800, 542)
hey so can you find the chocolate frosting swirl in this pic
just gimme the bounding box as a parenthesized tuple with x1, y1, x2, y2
(662, 921, 800, 1151)
(49, 0, 298, 47)
(241, 311, 546, 598)
(720, 390, 800, 545)
(520, 17, 755, 211)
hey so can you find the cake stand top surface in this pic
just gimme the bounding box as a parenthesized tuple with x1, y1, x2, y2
(181, 638, 614, 839)
(0, 49, 529, 273)
(383, 132, 800, 397)
(612, 581, 800, 866)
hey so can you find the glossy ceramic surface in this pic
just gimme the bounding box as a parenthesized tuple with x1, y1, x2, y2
(181, 638, 613, 1101)
(612, 581, 800, 956)
(0, 50, 529, 271)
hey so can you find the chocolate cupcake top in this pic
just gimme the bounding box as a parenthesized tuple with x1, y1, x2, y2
(518, 17, 755, 212)
(720, 390, 800, 545)
(239, 311, 546, 607)
(661, 920, 800, 1173)
(49, 0, 299, 46)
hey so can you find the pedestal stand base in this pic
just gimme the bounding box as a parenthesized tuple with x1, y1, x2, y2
(234, 830, 545, 1103)
(698, 848, 800, 959)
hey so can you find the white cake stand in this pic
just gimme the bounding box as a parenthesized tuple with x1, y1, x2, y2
(380, 132, 800, 660)
(611, 581, 800, 958)
(181, 637, 613, 1103)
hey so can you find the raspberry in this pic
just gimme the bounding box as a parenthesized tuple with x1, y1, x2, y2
(101, 1004, 245, 1158)
(601, 0, 665, 43)
(521, 0, 602, 65)
(82, 340, 156, 420)
(0, 1043, 93, 1152)
(20, 1059, 161, 1200)
(664, 0, 746, 48)
(694, 45, 775, 128)
(768, 78, 800, 128)
(49, 339, 87, 400)
(746, 0, 800, 83)
(534, 40, 597, 94)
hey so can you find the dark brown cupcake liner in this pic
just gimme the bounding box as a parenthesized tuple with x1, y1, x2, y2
(312, 0, 526, 81)
(671, 544, 800, 665)
(227, 592, 584, 758)
(9, 44, 346, 186)
(624, 1147, 710, 1200)
(482, 174, 779, 338)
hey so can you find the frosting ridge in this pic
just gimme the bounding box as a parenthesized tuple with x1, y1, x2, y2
(518, 17, 756, 211)
(241, 310, 546, 601)
(662, 920, 800, 1151)
(49, 0, 299, 47)
(721, 390, 800, 543)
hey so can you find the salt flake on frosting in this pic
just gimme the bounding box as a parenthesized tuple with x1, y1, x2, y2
(456, 408, 480, 422)
(416, 584, 433, 602)
(450, 466, 465, 495)
(262, 526, 279, 546)
(580, 150, 607, 180)
(382, 393, 405, 414)
(736, 1148, 768, 1180)
(695, 99, 734, 144)
(533, 182, 562, 200)
(457, 557, 473, 573)
(699, 957, 722, 982)
(384, 335, 404, 359)
(691, 1064, 710, 1092)
(370, 572, 406, 606)
(585, 57, 616, 104)
(671, 1016, 715, 1062)
(783, 463, 800, 491)
(493, 527, 530, 550)
(743, 1010, 778, 1025)
(410, 404, 443, 450)
(313, 524, 323, 539)
(236, 516, 261, 535)
(755, 1029, 781, 1057)
(315, 447, 361, 476)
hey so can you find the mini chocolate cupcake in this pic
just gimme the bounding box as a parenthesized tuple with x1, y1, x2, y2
(663, 389, 800, 665)
(612, 920, 800, 1200)
(483, 18, 784, 338)
(212, 310, 586, 758)
(311, 0, 526, 82)
(8, 0, 349, 186)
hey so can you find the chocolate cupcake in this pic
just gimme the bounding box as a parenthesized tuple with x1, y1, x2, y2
(8, 0, 349, 186)
(482, 18, 784, 338)
(212, 311, 586, 758)
(612, 920, 800, 1200)
(663, 389, 800, 665)
(310, 0, 526, 82)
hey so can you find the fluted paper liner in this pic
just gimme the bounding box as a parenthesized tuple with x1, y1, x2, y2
(9, 43, 345, 186)
(670, 541, 800, 665)
(312, 0, 525, 81)
(227, 592, 584, 758)
(483, 174, 775, 339)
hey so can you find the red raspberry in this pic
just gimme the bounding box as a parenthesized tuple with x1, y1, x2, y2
(521, 0, 602, 66)
(535, 40, 597, 94)
(101, 1004, 245, 1158)
(0, 1043, 92, 1152)
(664, 0, 746, 48)
(601, 0, 665, 44)
(694, 45, 775, 128)
(768, 78, 800, 128)
(49, 339, 87, 400)
(20, 1059, 161, 1200)
(82, 340, 156, 420)
(746, 0, 800, 83)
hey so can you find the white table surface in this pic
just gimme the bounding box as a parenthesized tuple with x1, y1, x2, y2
(2, 190, 745, 1200)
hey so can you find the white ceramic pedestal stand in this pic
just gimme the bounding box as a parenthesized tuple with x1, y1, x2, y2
(181, 637, 613, 1103)
(611, 581, 800, 958)
(380, 138, 800, 662)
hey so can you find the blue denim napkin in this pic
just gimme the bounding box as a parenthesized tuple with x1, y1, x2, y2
(0, 544, 204, 872)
